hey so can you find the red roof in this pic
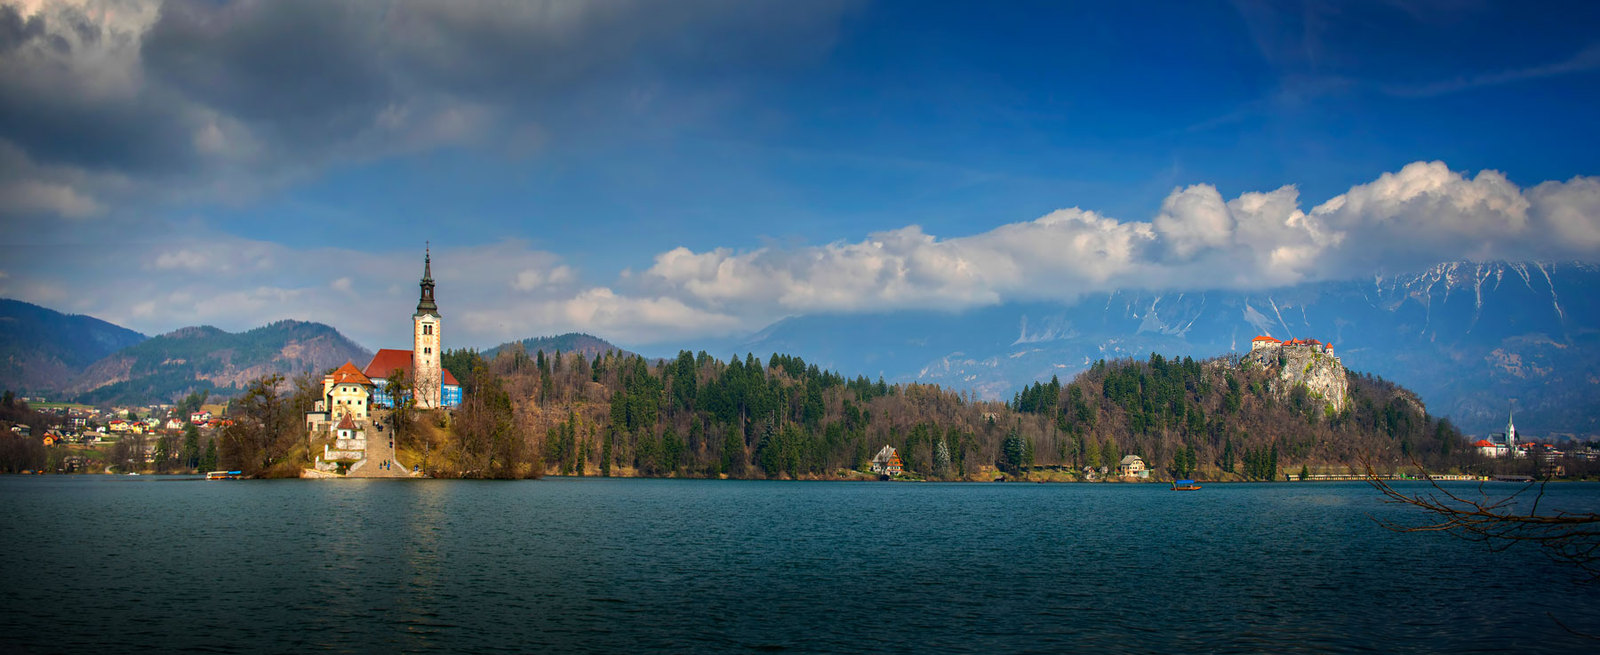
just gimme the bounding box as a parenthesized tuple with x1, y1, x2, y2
(326, 361, 373, 387)
(336, 413, 356, 430)
(364, 349, 460, 386)
(1472, 439, 1495, 447)
(1252, 335, 1280, 342)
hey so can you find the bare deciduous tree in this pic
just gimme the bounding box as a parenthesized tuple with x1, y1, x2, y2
(1364, 457, 1600, 583)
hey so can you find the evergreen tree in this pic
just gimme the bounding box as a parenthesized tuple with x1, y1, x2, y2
(201, 438, 218, 472)
(181, 423, 201, 470)
(1000, 431, 1027, 473)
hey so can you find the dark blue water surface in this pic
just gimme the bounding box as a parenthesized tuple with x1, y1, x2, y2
(3, 476, 1598, 653)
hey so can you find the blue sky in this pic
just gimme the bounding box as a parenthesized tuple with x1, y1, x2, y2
(2, 0, 1598, 351)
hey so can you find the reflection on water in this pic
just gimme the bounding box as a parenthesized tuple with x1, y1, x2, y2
(2, 477, 1598, 653)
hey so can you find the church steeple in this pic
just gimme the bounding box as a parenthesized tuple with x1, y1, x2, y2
(416, 245, 438, 317)
(412, 244, 443, 409)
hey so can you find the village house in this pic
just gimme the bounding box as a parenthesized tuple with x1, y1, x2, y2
(1472, 439, 1499, 458)
(1118, 455, 1147, 478)
(189, 411, 212, 425)
(870, 445, 904, 476)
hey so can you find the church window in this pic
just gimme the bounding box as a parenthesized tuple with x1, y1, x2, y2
(424, 324, 433, 335)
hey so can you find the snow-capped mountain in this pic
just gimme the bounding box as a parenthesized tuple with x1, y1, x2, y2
(713, 262, 1600, 436)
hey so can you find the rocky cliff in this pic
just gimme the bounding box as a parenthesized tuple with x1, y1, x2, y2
(1241, 345, 1350, 414)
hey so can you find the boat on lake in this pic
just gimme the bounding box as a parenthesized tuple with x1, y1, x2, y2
(1172, 479, 1201, 491)
(206, 471, 243, 480)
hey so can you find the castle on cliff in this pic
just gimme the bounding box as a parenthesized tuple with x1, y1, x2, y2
(1241, 334, 1349, 413)
(1250, 335, 1336, 358)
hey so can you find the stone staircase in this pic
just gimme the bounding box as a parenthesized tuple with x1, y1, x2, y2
(308, 414, 421, 478)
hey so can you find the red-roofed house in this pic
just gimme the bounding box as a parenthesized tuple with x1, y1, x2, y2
(1472, 439, 1499, 458)
(323, 361, 375, 422)
(1250, 335, 1281, 351)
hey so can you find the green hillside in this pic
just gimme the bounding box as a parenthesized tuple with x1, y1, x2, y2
(0, 298, 147, 394)
(71, 320, 371, 406)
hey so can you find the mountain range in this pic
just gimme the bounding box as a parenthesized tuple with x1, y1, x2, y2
(707, 262, 1599, 436)
(2, 260, 1596, 435)
(69, 321, 371, 406)
(0, 299, 147, 395)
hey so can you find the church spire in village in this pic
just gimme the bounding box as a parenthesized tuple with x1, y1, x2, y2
(416, 244, 438, 317)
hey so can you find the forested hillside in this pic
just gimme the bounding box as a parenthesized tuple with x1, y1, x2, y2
(0, 298, 146, 393)
(71, 320, 370, 405)
(424, 344, 1477, 481)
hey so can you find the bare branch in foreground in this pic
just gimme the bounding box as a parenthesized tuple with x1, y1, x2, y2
(1361, 456, 1600, 583)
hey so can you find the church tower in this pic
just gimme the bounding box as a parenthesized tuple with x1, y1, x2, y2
(413, 248, 442, 409)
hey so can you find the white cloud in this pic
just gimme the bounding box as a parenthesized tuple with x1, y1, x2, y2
(1528, 175, 1600, 252)
(643, 161, 1600, 320)
(152, 249, 209, 272)
(5, 231, 743, 351)
(1154, 184, 1233, 258)
(5, 178, 105, 218)
(7, 161, 1599, 350)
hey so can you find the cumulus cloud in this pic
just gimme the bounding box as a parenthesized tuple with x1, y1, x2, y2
(642, 161, 1600, 319)
(0, 230, 746, 350)
(4, 161, 1598, 349)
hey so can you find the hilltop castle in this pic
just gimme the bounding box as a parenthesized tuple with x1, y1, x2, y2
(1250, 335, 1337, 360)
(1241, 334, 1349, 412)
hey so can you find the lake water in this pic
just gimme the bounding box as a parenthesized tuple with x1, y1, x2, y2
(3, 476, 1598, 653)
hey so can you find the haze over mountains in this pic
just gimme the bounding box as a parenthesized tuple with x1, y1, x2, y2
(3, 259, 1596, 436)
(0, 299, 146, 394)
(704, 261, 1600, 436)
(2, 303, 369, 407)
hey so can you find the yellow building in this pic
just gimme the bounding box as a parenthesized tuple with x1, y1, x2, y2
(323, 361, 374, 423)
